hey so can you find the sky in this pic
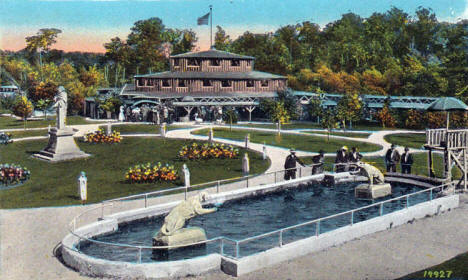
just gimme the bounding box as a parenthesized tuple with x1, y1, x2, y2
(1, 0, 467, 53)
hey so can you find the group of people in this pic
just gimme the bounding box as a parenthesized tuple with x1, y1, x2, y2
(282, 143, 414, 180)
(385, 144, 413, 174)
(334, 146, 363, 172)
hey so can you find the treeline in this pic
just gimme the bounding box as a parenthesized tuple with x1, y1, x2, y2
(215, 7, 467, 102)
(0, 7, 466, 116)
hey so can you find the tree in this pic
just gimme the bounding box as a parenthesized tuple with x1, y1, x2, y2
(12, 96, 33, 128)
(25, 28, 62, 81)
(214, 26, 232, 51)
(320, 109, 338, 141)
(336, 92, 362, 129)
(29, 81, 57, 103)
(270, 102, 290, 124)
(306, 98, 322, 123)
(36, 99, 51, 120)
(375, 103, 396, 128)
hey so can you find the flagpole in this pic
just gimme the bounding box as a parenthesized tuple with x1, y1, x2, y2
(210, 5, 213, 48)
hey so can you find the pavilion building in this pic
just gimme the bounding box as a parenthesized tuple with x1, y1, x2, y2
(118, 48, 287, 121)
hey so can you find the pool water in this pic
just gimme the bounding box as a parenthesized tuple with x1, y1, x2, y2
(79, 182, 432, 262)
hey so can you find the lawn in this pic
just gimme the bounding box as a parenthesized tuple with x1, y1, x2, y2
(192, 128, 382, 153)
(399, 252, 468, 280)
(109, 124, 193, 134)
(302, 131, 371, 138)
(0, 137, 270, 208)
(7, 129, 48, 139)
(301, 152, 459, 178)
(384, 133, 427, 149)
(232, 121, 398, 131)
(0, 115, 92, 129)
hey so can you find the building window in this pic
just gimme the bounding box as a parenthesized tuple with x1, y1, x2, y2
(173, 59, 180, 66)
(246, 80, 254, 88)
(138, 79, 145, 87)
(261, 80, 269, 87)
(203, 79, 213, 87)
(231, 59, 240, 66)
(162, 79, 171, 87)
(221, 80, 232, 88)
(188, 58, 200, 66)
(246, 60, 252, 66)
(210, 59, 220, 66)
(148, 79, 155, 86)
(178, 79, 187, 87)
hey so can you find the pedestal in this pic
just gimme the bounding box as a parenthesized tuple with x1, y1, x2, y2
(152, 227, 207, 248)
(34, 127, 90, 162)
(355, 183, 392, 199)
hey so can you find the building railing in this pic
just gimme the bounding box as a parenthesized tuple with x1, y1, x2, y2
(66, 171, 455, 263)
(426, 129, 468, 149)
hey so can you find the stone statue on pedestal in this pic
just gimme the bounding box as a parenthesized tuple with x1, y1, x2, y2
(34, 86, 90, 162)
(354, 162, 391, 199)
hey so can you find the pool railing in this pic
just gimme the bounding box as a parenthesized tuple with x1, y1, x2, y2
(67, 179, 455, 263)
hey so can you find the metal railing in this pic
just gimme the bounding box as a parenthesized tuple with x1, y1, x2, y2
(426, 128, 468, 148)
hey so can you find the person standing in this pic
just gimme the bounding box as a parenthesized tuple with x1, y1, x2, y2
(335, 146, 349, 172)
(284, 149, 305, 180)
(401, 147, 413, 174)
(385, 144, 400, 172)
(312, 150, 325, 175)
(348, 147, 363, 171)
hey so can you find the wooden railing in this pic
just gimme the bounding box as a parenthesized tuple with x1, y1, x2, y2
(426, 129, 468, 148)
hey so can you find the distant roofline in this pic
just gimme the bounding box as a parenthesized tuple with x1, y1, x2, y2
(170, 48, 255, 60)
(134, 70, 286, 80)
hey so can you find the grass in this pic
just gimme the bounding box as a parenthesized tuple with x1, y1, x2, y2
(302, 131, 371, 138)
(108, 124, 193, 134)
(0, 115, 92, 129)
(399, 252, 468, 280)
(0, 138, 270, 209)
(384, 133, 427, 149)
(301, 152, 460, 178)
(192, 128, 381, 153)
(8, 129, 48, 139)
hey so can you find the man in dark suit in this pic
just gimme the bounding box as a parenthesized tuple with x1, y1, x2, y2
(335, 146, 349, 172)
(385, 144, 400, 172)
(348, 147, 363, 171)
(312, 150, 325, 175)
(284, 149, 305, 180)
(401, 146, 414, 174)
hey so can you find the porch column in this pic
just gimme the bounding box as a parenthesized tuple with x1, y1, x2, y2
(245, 106, 256, 123)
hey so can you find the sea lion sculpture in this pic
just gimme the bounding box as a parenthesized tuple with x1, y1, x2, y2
(153, 192, 217, 248)
(355, 162, 392, 199)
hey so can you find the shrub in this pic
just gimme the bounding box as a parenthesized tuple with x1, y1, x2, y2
(83, 128, 121, 144)
(179, 142, 239, 160)
(405, 109, 424, 129)
(125, 162, 178, 183)
(0, 164, 30, 186)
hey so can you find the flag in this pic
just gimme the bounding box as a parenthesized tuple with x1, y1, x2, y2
(197, 12, 210, 25)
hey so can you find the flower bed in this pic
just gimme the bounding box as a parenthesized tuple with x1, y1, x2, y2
(0, 132, 12, 145)
(83, 129, 121, 144)
(125, 162, 178, 183)
(179, 142, 239, 160)
(0, 163, 30, 186)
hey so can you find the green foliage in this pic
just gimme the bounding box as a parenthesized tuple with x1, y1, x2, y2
(12, 96, 33, 127)
(214, 26, 232, 51)
(222, 109, 238, 124)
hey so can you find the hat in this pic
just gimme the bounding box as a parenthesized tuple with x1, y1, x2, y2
(391, 144, 396, 148)
(405, 146, 409, 151)
(341, 146, 348, 151)
(290, 148, 296, 153)
(319, 149, 325, 155)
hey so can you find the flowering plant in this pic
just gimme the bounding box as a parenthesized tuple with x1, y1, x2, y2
(125, 162, 178, 183)
(0, 163, 30, 185)
(0, 132, 12, 145)
(178, 142, 239, 160)
(83, 128, 121, 144)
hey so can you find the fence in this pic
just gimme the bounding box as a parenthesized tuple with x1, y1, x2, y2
(426, 129, 468, 149)
(67, 173, 454, 263)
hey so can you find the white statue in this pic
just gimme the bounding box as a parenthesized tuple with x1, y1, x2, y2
(78, 171, 87, 202)
(357, 162, 385, 186)
(54, 86, 68, 130)
(245, 134, 250, 148)
(262, 143, 267, 160)
(118, 106, 125, 122)
(208, 127, 214, 143)
(157, 192, 216, 236)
